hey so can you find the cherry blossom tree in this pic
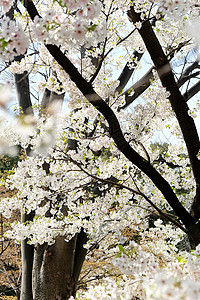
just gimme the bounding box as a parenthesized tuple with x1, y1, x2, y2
(0, 0, 200, 299)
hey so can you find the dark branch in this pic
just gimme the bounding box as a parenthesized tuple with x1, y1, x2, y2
(121, 67, 154, 109)
(177, 60, 200, 87)
(184, 80, 200, 101)
(122, 44, 194, 110)
(116, 50, 143, 94)
(128, 6, 200, 192)
(23, 0, 196, 229)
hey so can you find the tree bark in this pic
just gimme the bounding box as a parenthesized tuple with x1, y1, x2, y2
(72, 229, 88, 296)
(32, 236, 77, 300)
(15, 72, 33, 115)
(116, 50, 143, 93)
(20, 212, 34, 300)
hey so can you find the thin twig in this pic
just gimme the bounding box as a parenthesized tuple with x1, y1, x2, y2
(55, 151, 188, 234)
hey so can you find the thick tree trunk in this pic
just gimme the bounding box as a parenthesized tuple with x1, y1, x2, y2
(187, 222, 200, 249)
(20, 239, 34, 300)
(32, 236, 77, 300)
(72, 229, 88, 296)
(15, 72, 33, 115)
(20, 212, 34, 300)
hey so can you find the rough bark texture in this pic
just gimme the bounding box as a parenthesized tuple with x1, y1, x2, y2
(20, 212, 35, 300)
(72, 229, 88, 296)
(33, 236, 77, 300)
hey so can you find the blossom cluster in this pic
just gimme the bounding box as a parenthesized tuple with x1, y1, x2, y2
(0, 0, 200, 298)
(71, 226, 200, 299)
(0, 17, 29, 61)
(0, 0, 13, 13)
(31, 2, 106, 47)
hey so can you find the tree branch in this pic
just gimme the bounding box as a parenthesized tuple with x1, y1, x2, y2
(177, 60, 200, 87)
(184, 80, 200, 101)
(14, 52, 33, 115)
(121, 43, 194, 110)
(121, 66, 154, 109)
(127, 6, 200, 194)
(23, 0, 195, 230)
(115, 50, 143, 94)
(58, 153, 188, 233)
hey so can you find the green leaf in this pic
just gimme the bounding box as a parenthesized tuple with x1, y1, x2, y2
(116, 252, 121, 258)
(0, 38, 9, 50)
(87, 24, 97, 32)
(118, 244, 125, 253)
(177, 255, 187, 264)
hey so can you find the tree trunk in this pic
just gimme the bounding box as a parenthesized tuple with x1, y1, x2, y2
(32, 236, 77, 300)
(72, 229, 88, 296)
(20, 212, 35, 300)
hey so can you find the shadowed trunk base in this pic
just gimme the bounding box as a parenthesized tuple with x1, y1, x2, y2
(32, 236, 77, 300)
